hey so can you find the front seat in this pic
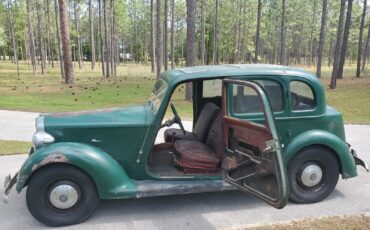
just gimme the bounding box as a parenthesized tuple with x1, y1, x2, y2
(164, 102, 220, 143)
(173, 112, 222, 173)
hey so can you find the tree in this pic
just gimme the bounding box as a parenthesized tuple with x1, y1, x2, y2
(170, 0, 175, 69)
(280, 0, 286, 65)
(58, 0, 74, 84)
(337, 0, 353, 79)
(104, 0, 110, 78)
(27, 0, 37, 75)
(356, 0, 367, 77)
(164, 0, 168, 70)
(54, 0, 64, 79)
(7, 0, 19, 78)
(213, 0, 220, 65)
(98, 0, 105, 76)
(254, 0, 262, 63)
(89, 0, 96, 70)
(74, 0, 83, 69)
(316, 0, 328, 78)
(150, 0, 156, 73)
(330, 0, 346, 89)
(36, 0, 46, 76)
(185, 0, 195, 100)
(362, 20, 370, 71)
(155, 0, 162, 78)
(308, 0, 318, 67)
(200, 0, 205, 65)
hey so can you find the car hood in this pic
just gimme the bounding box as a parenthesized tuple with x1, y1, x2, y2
(43, 104, 153, 129)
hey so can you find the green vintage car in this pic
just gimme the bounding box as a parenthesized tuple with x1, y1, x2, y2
(3, 64, 368, 226)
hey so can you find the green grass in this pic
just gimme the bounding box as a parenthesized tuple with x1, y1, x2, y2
(0, 140, 31, 155)
(0, 61, 369, 123)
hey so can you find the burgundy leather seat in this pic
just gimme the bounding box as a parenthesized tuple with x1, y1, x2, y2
(164, 103, 220, 142)
(173, 113, 222, 171)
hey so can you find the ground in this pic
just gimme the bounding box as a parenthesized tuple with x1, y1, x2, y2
(0, 62, 370, 123)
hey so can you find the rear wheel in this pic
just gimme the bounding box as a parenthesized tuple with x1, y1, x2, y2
(288, 146, 339, 203)
(26, 165, 100, 226)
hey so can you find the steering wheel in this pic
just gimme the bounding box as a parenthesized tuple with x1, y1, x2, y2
(170, 103, 186, 135)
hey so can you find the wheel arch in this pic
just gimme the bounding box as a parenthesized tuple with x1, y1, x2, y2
(284, 130, 357, 179)
(16, 142, 137, 199)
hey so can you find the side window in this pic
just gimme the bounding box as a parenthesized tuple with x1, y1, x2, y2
(203, 79, 222, 98)
(290, 81, 316, 111)
(231, 80, 283, 114)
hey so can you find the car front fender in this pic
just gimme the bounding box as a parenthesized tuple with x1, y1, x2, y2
(16, 142, 136, 199)
(284, 130, 357, 179)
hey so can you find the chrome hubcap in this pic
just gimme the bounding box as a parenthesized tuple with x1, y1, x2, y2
(300, 164, 323, 187)
(49, 184, 79, 209)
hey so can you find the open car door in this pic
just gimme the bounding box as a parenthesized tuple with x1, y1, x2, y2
(222, 79, 288, 209)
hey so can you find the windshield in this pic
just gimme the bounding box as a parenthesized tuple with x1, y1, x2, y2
(147, 79, 168, 113)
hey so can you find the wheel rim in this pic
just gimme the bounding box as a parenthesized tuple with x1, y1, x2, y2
(49, 183, 79, 210)
(299, 163, 323, 187)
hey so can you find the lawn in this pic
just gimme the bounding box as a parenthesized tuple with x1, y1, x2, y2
(0, 140, 31, 155)
(0, 61, 369, 123)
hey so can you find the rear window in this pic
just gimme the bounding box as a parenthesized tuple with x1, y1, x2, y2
(231, 80, 283, 114)
(203, 79, 283, 113)
(290, 81, 316, 111)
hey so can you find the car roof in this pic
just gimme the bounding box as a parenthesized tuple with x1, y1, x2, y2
(160, 64, 319, 85)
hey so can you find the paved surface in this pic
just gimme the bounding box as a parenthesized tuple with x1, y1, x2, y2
(0, 110, 39, 141)
(0, 110, 369, 229)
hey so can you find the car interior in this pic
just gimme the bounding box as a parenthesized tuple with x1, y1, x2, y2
(146, 78, 278, 178)
(147, 80, 225, 177)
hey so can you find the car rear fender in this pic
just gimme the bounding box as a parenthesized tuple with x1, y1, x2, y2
(284, 130, 357, 179)
(16, 142, 136, 199)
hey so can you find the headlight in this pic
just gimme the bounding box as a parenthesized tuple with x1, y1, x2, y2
(32, 131, 55, 148)
(35, 116, 45, 132)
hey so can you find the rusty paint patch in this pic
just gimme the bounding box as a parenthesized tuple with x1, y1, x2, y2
(31, 154, 69, 172)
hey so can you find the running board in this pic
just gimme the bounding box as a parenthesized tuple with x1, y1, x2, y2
(136, 180, 235, 198)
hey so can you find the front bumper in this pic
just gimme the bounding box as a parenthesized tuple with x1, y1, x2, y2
(3, 172, 18, 203)
(349, 145, 369, 172)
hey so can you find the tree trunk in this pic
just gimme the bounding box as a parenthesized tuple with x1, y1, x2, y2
(98, 0, 105, 77)
(356, 0, 367, 77)
(7, 0, 19, 78)
(150, 0, 156, 73)
(54, 0, 65, 79)
(104, 0, 110, 78)
(316, 0, 328, 78)
(89, 0, 96, 70)
(330, 0, 346, 89)
(74, 0, 82, 69)
(279, 0, 286, 65)
(362, 20, 370, 71)
(46, 0, 52, 66)
(200, 0, 205, 65)
(36, 0, 46, 76)
(163, 0, 168, 70)
(58, 0, 74, 84)
(213, 0, 220, 65)
(156, 0, 162, 78)
(170, 0, 175, 69)
(254, 0, 262, 63)
(308, 0, 317, 67)
(337, 0, 353, 79)
(27, 0, 37, 74)
(185, 0, 195, 100)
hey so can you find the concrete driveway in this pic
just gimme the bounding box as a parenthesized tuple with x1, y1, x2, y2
(0, 110, 369, 229)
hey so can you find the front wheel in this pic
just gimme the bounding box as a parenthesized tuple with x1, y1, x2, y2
(288, 146, 339, 203)
(26, 165, 100, 226)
